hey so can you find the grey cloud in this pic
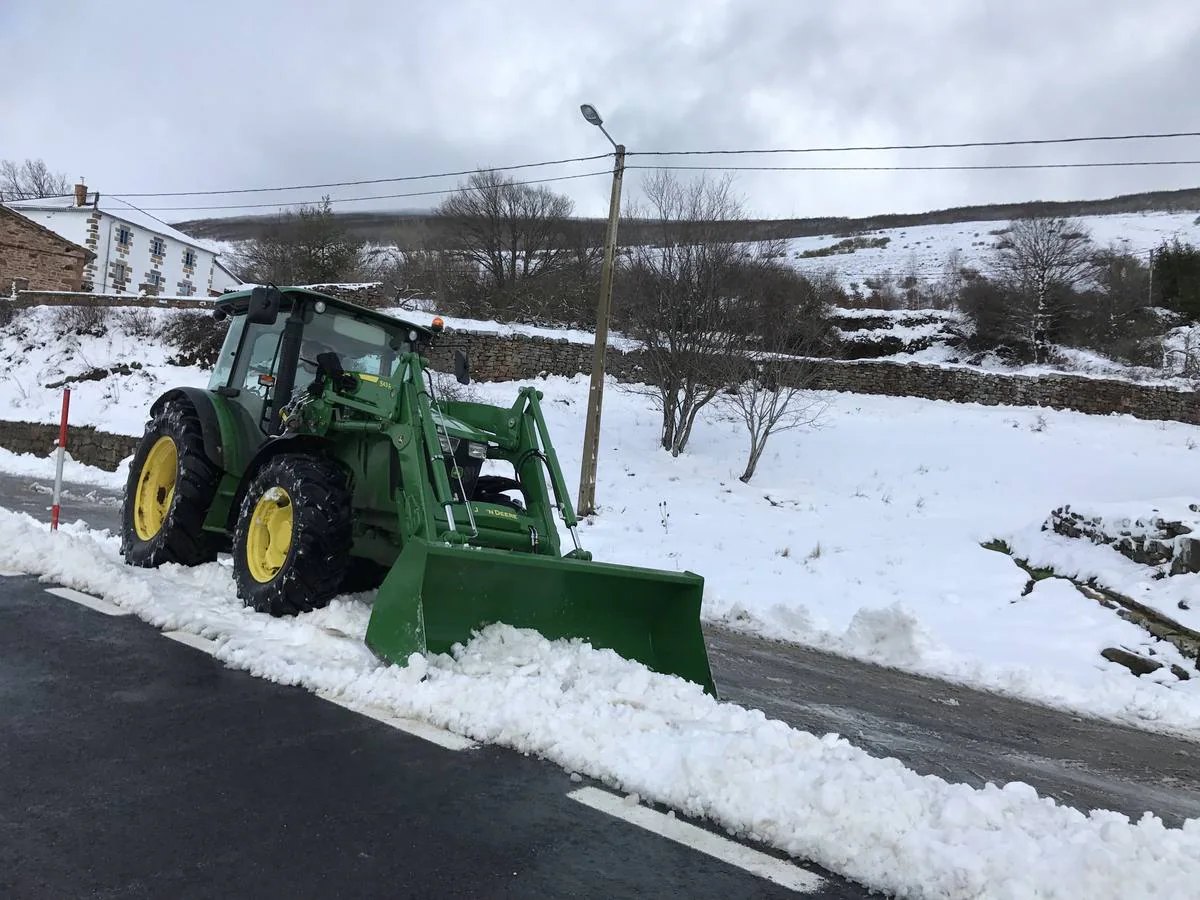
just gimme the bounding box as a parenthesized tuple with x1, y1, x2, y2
(3, 0, 1199, 222)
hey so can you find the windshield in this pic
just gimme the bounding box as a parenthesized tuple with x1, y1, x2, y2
(297, 307, 415, 388)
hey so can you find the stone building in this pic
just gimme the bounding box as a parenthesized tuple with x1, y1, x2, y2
(5, 183, 240, 297)
(0, 204, 93, 293)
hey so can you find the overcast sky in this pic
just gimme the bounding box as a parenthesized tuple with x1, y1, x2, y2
(3, 0, 1199, 223)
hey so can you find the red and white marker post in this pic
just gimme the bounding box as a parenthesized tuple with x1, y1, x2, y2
(50, 388, 71, 531)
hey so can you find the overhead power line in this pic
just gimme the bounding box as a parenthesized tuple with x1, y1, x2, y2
(124, 170, 612, 212)
(627, 159, 1200, 173)
(629, 129, 1200, 157)
(112, 153, 614, 198)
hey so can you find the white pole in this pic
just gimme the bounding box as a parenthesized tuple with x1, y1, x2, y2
(51, 388, 71, 531)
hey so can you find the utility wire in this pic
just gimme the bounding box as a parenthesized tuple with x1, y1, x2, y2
(108, 194, 201, 234)
(629, 130, 1200, 157)
(112, 153, 614, 198)
(125, 170, 612, 212)
(626, 160, 1200, 173)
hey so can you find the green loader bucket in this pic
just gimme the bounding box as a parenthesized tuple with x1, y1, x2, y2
(364, 540, 717, 697)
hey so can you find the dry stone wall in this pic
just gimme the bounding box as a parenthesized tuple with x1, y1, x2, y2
(432, 328, 1200, 426)
(11, 291, 212, 310)
(0, 421, 138, 472)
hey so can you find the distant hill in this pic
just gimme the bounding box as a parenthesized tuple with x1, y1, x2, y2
(172, 186, 1200, 248)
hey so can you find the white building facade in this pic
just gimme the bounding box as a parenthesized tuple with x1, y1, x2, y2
(7, 185, 240, 297)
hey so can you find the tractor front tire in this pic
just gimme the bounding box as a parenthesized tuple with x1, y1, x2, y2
(121, 401, 220, 568)
(233, 454, 353, 617)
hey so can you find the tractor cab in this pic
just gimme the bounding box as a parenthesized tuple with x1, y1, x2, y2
(210, 286, 438, 437)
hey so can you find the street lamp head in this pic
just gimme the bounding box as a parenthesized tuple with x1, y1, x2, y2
(580, 104, 604, 127)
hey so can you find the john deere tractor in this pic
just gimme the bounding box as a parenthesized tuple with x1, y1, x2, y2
(120, 286, 716, 695)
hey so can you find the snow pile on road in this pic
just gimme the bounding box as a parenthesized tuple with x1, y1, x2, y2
(3, 507, 1200, 900)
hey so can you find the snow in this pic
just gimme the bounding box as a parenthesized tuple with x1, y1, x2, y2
(7, 194, 213, 253)
(384, 306, 639, 350)
(5, 308, 1200, 737)
(832, 308, 963, 323)
(785, 211, 1200, 287)
(3, 509, 1200, 899)
(0, 306, 210, 433)
(1006, 497, 1200, 633)
(0, 447, 127, 489)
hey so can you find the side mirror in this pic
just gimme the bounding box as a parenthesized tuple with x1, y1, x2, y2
(454, 349, 471, 386)
(247, 285, 281, 325)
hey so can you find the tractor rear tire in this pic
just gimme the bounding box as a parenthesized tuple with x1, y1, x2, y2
(233, 454, 353, 617)
(121, 400, 221, 568)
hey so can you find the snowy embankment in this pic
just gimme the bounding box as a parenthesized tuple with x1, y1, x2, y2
(5, 304, 1200, 736)
(5, 511, 1200, 900)
(786, 210, 1200, 287)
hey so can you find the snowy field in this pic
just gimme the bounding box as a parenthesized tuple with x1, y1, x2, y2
(785, 210, 1200, 287)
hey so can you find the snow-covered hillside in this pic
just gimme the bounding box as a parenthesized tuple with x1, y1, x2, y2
(4, 307, 1200, 737)
(786, 211, 1200, 286)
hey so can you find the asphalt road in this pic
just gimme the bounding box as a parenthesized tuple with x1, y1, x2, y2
(3, 469, 1200, 895)
(1, 574, 857, 899)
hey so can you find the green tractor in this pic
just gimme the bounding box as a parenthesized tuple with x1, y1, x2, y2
(120, 286, 716, 695)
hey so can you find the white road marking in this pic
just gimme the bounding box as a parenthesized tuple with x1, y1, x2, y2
(162, 630, 219, 655)
(567, 787, 824, 894)
(319, 693, 477, 751)
(44, 587, 129, 617)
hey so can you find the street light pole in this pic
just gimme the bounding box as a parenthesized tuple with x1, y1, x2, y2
(576, 104, 625, 518)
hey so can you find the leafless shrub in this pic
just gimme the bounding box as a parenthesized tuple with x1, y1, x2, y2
(720, 271, 835, 482)
(52, 304, 111, 338)
(117, 308, 159, 339)
(160, 312, 229, 368)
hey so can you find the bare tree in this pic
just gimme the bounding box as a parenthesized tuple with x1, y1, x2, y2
(233, 197, 365, 285)
(722, 268, 835, 482)
(0, 158, 72, 201)
(990, 217, 1094, 362)
(617, 170, 780, 456)
(1064, 244, 1161, 365)
(437, 170, 575, 290)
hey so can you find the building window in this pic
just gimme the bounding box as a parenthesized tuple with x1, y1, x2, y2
(116, 226, 132, 246)
(150, 237, 165, 256)
(112, 262, 127, 283)
(178, 280, 195, 297)
(183, 249, 196, 268)
(147, 271, 162, 287)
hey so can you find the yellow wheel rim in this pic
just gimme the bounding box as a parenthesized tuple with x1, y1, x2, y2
(246, 488, 293, 583)
(133, 436, 177, 540)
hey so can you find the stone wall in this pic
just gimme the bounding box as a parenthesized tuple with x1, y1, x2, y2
(430, 329, 1200, 426)
(0, 208, 91, 293)
(10, 290, 212, 309)
(802, 359, 1200, 424)
(0, 420, 138, 472)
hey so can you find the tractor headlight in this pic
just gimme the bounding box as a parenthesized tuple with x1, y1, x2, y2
(438, 434, 455, 454)
(467, 441, 487, 459)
